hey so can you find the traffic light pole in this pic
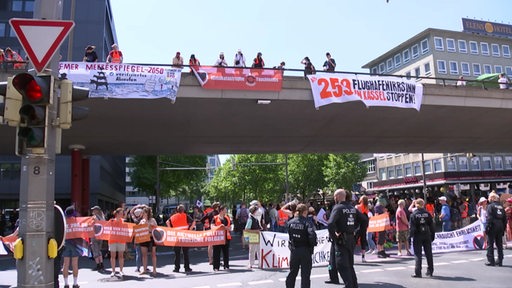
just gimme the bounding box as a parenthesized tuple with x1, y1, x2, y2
(17, 1, 63, 287)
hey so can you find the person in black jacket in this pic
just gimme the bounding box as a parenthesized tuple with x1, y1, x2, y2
(328, 189, 366, 288)
(286, 204, 317, 288)
(409, 198, 436, 278)
(485, 192, 507, 266)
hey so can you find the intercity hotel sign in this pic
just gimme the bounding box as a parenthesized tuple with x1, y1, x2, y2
(462, 18, 512, 38)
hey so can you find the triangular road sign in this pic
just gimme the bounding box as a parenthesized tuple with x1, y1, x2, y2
(9, 18, 74, 74)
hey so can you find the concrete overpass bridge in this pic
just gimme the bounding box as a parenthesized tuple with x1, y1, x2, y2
(1, 72, 512, 155)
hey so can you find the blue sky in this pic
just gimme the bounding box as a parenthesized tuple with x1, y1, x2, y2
(110, 0, 510, 73)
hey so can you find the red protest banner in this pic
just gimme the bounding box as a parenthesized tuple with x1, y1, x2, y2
(65, 217, 95, 239)
(152, 226, 226, 247)
(367, 212, 393, 232)
(93, 220, 134, 242)
(133, 224, 151, 244)
(193, 66, 283, 91)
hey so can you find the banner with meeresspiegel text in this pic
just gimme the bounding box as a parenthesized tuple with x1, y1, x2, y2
(308, 73, 423, 110)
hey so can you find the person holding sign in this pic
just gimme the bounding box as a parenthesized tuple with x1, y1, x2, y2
(167, 204, 195, 273)
(409, 198, 435, 278)
(245, 205, 262, 269)
(139, 207, 158, 277)
(108, 208, 126, 278)
(90, 206, 105, 272)
(62, 206, 81, 288)
(212, 205, 232, 272)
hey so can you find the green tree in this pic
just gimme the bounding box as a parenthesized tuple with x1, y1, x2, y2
(323, 153, 367, 191)
(287, 154, 328, 199)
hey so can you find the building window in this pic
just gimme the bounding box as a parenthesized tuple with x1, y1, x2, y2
(482, 156, 492, 170)
(495, 65, 503, 74)
(461, 62, 470, 76)
(505, 156, 512, 169)
(403, 49, 410, 63)
(9, 26, 16, 37)
(396, 165, 403, 177)
(386, 58, 393, 71)
(471, 157, 480, 170)
(433, 159, 442, 172)
(458, 40, 467, 53)
(469, 41, 479, 54)
(404, 163, 412, 176)
(446, 38, 456, 52)
(459, 157, 468, 171)
(483, 64, 492, 74)
(424, 62, 431, 75)
(495, 156, 503, 170)
(449, 61, 458, 75)
(506, 66, 512, 76)
(472, 63, 481, 76)
(491, 43, 500, 57)
(437, 60, 447, 74)
(412, 44, 419, 59)
(424, 160, 432, 173)
(367, 159, 376, 173)
(413, 162, 422, 175)
(394, 54, 401, 67)
(481, 42, 490, 56)
(421, 39, 429, 54)
(12, 0, 23, 11)
(379, 63, 385, 73)
(371, 67, 378, 75)
(387, 167, 395, 178)
(414, 67, 421, 78)
(0, 23, 5, 37)
(447, 158, 457, 171)
(379, 168, 386, 180)
(502, 45, 511, 58)
(434, 37, 444, 51)
(25, 0, 35, 12)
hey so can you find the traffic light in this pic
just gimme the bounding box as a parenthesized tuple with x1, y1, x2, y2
(12, 73, 53, 155)
(59, 79, 89, 129)
(0, 77, 23, 126)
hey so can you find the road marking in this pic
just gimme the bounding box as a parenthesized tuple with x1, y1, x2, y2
(360, 268, 385, 273)
(385, 267, 406, 271)
(192, 286, 210, 288)
(311, 273, 329, 279)
(451, 260, 469, 264)
(436, 262, 449, 266)
(217, 283, 242, 287)
(278, 278, 286, 282)
(469, 258, 485, 261)
(248, 280, 274, 285)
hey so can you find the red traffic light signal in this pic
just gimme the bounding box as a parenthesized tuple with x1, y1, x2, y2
(12, 73, 51, 104)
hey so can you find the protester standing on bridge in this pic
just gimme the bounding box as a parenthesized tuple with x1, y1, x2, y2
(409, 198, 435, 278)
(172, 51, 184, 68)
(106, 44, 123, 63)
(485, 192, 506, 266)
(498, 73, 509, 89)
(323, 52, 336, 72)
(252, 52, 265, 68)
(189, 54, 200, 73)
(328, 189, 365, 288)
(301, 57, 315, 79)
(212, 205, 232, 271)
(214, 52, 228, 67)
(286, 203, 317, 288)
(167, 204, 195, 273)
(234, 49, 246, 67)
(83, 45, 98, 62)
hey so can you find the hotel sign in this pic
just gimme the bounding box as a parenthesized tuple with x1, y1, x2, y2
(462, 18, 512, 38)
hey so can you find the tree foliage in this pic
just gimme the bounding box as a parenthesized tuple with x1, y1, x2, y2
(323, 153, 367, 191)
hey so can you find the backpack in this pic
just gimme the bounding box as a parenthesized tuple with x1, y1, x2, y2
(450, 206, 460, 222)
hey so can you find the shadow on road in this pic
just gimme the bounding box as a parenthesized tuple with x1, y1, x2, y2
(359, 282, 406, 287)
(429, 275, 476, 282)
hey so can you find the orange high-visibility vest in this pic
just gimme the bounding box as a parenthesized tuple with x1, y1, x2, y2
(214, 215, 231, 240)
(170, 212, 189, 230)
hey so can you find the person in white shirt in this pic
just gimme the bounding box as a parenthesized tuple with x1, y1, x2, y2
(234, 49, 246, 67)
(498, 73, 509, 89)
(214, 52, 228, 67)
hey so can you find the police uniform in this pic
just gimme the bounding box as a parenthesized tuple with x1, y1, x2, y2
(409, 207, 435, 277)
(327, 201, 366, 288)
(285, 215, 317, 288)
(485, 200, 507, 266)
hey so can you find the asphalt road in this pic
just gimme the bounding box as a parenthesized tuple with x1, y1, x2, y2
(1, 234, 511, 288)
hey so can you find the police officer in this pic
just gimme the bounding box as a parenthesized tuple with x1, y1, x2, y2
(409, 198, 435, 278)
(286, 203, 317, 288)
(328, 189, 366, 288)
(485, 192, 506, 266)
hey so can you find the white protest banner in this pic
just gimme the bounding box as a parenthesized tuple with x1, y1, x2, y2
(59, 62, 181, 100)
(431, 220, 486, 253)
(259, 229, 331, 269)
(308, 73, 423, 110)
(0, 242, 8, 255)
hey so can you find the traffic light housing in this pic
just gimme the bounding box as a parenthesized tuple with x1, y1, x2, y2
(0, 77, 23, 126)
(59, 79, 89, 129)
(13, 73, 53, 155)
